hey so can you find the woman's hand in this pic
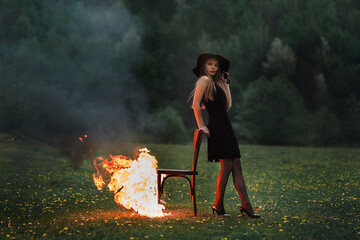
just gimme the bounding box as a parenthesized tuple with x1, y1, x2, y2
(200, 126, 210, 137)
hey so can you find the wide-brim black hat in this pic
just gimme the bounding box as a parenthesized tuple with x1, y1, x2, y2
(192, 53, 230, 77)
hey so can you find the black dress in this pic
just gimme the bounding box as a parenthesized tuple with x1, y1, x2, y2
(203, 85, 241, 162)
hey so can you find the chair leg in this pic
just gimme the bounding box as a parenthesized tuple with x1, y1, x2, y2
(192, 188, 197, 216)
(157, 173, 161, 204)
(192, 176, 197, 216)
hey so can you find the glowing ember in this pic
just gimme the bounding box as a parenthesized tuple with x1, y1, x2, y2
(93, 148, 166, 218)
(78, 134, 88, 142)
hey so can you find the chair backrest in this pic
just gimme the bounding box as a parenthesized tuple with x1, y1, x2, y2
(192, 129, 204, 172)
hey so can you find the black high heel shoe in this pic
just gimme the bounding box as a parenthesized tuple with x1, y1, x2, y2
(239, 206, 260, 218)
(211, 205, 231, 217)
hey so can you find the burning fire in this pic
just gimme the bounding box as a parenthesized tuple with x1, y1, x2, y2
(93, 148, 166, 218)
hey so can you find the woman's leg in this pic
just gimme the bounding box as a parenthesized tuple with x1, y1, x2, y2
(214, 159, 233, 212)
(232, 158, 255, 212)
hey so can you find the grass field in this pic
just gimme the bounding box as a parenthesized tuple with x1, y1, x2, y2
(1, 134, 359, 239)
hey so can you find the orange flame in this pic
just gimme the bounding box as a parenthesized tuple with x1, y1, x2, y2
(92, 157, 106, 190)
(93, 148, 166, 218)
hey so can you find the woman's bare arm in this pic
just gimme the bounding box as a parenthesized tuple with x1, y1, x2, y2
(224, 82, 232, 109)
(192, 76, 210, 137)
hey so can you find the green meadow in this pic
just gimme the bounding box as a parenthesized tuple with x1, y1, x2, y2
(1, 134, 359, 239)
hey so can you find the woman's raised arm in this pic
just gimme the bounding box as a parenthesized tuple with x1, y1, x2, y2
(223, 82, 232, 110)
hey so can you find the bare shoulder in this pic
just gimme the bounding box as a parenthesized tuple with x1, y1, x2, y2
(196, 76, 210, 87)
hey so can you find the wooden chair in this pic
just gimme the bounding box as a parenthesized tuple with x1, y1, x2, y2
(157, 129, 204, 216)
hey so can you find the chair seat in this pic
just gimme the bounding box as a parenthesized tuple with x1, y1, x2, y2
(157, 169, 198, 175)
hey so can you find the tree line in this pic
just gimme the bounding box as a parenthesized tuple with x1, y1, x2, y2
(1, 0, 359, 149)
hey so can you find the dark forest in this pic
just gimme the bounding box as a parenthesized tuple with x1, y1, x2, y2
(1, 0, 359, 148)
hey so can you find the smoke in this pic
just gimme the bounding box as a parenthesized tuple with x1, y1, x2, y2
(0, 1, 147, 167)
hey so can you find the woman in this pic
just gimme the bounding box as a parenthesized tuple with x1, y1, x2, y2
(190, 53, 260, 218)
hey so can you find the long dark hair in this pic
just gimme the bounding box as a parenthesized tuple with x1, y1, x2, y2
(189, 58, 232, 110)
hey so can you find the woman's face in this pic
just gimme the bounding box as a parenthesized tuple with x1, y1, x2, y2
(205, 58, 219, 76)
